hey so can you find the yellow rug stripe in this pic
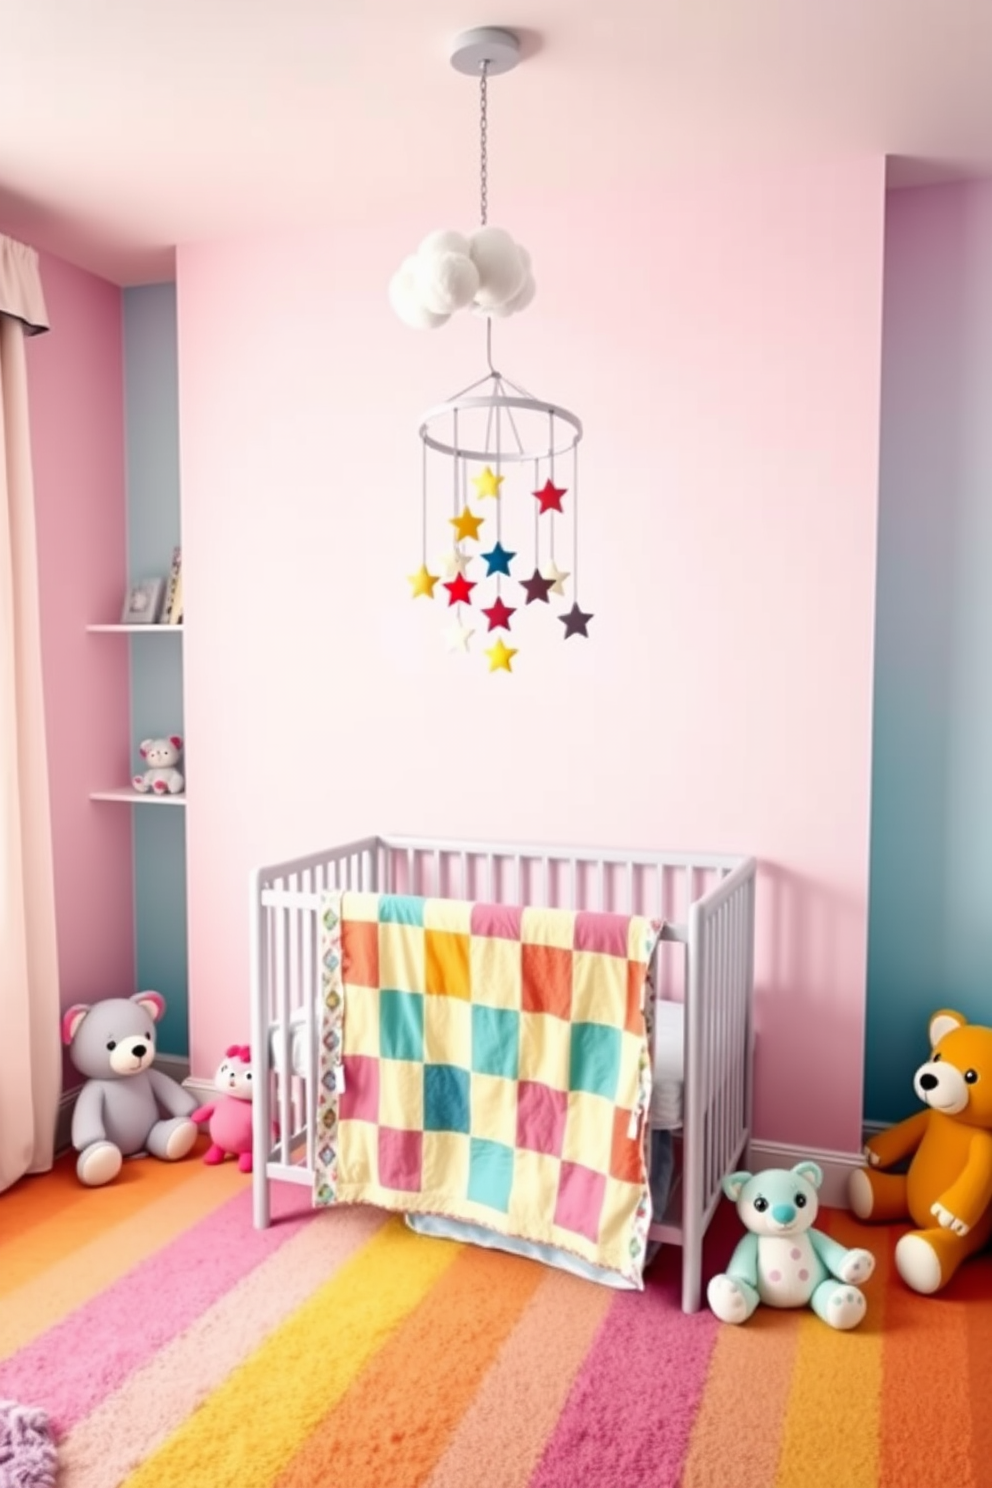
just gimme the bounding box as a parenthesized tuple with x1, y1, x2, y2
(773, 1209, 887, 1487)
(0, 1144, 222, 1298)
(0, 1160, 246, 1358)
(121, 1216, 460, 1488)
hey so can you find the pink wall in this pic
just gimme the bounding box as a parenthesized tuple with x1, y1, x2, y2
(176, 156, 886, 1154)
(24, 249, 133, 1083)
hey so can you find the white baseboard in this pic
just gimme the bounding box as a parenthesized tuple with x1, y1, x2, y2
(748, 1138, 864, 1210)
(182, 1075, 217, 1106)
(55, 1054, 192, 1155)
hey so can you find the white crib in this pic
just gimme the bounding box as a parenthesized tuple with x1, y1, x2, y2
(250, 834, 757, 1313)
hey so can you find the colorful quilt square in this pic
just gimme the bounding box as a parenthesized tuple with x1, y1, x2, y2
(521, 906, 574, 949)
(470, 1072, 518, 1148)
(378, 1058, 425, 1131)
(468, 1136, 514, 1212)
(470, 902, 523, 941)
(561, 1090, 614, 1173)
(421, 1130, 470, 1194)
(423, 993, 472, 1066)
(628, 917, 661, 963)
(610, 1106, 647, 1185)
(471, 1004, 520, 1079)
(424, 898, 473, 933)
(339, 1054, 380, 1124)
(617, 1028, 647, 1107)
(624, 960, 650, 1036)
(341, 982, 379, 1056)
(569, 1021, 621, 1102)
(341, 918, 379, 989)
(518, 1011, 571, 1091)
(337, 1115, 377, 1184)
(599, 1175, 648, 1252)
(380, 989, 424, 1062)
(470, 935, 521, 1008)
(378, 1126, 423, 1191)
(341, 892, 380, 922)
(379, 895, 425, 926)
(554, 1160, 607, 1243)
(509, 1148, 561, 1225)
(424, 1062, 470, 1133)
(571, 949, 627, 1028)
(573, 911, 631, 958)
(379, 923, 425, 994)
(516, 1079, 567, 1158)
(426, 929, 471, 999)
(521, 943, 573, 1020)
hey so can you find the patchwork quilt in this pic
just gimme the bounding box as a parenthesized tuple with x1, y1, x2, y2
(313, 891, 662, 1287)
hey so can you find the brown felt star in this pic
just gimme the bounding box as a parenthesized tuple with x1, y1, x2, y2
(520, 568, 554, 605)
(559, 602, 594, 638)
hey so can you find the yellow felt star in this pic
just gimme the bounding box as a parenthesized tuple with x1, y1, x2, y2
(486, 637, 518, 673)
(450, 506, 484, 543)
(472, 465, 505, 500)
(408, 564, 439, 599)
(542, 560, 570, 597)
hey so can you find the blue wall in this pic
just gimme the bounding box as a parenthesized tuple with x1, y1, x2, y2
(123, 284, 187, 1056)
(866, 181, 992, 1122)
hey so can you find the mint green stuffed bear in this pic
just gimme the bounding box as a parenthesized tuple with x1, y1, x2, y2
(707, 1162, 875, 1330)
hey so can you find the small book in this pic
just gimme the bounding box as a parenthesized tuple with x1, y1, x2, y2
(161, 546, 182, 625)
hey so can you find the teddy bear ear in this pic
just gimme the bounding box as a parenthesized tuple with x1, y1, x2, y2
(791, 1161, 823, 1190)
(169, 735, 183, 750)
(132, 990, 165, 1022)
(61, 1004, 91, 1045)
(930, 1009, 966, 1047)
(722, 1171, 751, 1202)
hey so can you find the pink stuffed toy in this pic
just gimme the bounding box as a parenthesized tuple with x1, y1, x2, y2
(191, 1044, 254, 1172)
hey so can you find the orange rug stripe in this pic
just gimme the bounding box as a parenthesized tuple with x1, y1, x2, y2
(0, 1158, 246, 1356)
(773, 1209, 887, 1487)
(275, 1243, 546, 1488)
(877, 1228, 976, 1488)
(423, 1267, 613, 1488)
(0, 1139, 226, 1298)
(964, 1268, 992, 1478)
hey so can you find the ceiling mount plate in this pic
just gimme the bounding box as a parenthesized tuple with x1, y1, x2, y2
(449, 26, 521, 76)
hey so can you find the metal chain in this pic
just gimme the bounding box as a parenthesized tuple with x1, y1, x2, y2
(479, 62, 489, 227)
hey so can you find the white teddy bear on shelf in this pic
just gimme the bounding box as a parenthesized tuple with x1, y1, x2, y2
(132, 735, 184, 795)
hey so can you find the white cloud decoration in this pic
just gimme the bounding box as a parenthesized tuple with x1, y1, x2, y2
(389, 227, 536, 330)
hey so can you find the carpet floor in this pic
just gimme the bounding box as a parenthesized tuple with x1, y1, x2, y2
(1, 1139, 990, 1488)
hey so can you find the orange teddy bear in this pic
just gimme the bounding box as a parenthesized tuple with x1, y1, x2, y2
(849, 1009, 992, 1294)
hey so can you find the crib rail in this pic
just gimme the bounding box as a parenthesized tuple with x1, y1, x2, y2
(250, 834, 756, 1311)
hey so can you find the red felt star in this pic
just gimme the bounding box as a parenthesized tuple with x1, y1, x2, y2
(533, 478, 567, 515)
(443, 573, 476, 607)
(481, 595, 516, 632)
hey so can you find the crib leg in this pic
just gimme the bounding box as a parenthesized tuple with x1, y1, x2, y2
(253, 1162, 270, 1229)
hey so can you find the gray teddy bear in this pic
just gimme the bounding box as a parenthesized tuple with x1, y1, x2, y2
(61, 991, 199, 1187)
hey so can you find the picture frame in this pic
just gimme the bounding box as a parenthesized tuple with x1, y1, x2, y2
(121, 577, 165, 625)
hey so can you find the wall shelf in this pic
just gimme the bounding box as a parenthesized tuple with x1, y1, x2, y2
(90, 789, 186, 806)
(87, 623, 183, 633)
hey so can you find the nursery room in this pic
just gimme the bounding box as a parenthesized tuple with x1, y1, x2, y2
(2, 2, 992, 1485)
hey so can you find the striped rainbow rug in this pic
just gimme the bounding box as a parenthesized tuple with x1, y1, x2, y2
(1, 1140, 989, 1488)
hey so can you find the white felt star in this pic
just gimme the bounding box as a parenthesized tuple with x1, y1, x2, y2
(443, 618, 475, 653)
(437, 547, 472, 579)
(541, 560, 570, 597)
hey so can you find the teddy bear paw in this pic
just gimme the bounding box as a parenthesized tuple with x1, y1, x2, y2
(825, 1286, 866, 1331)
(707, 1274, 750, 1325)
(163, 1118, 199, 1161)
(838, 1248, 875, 1285)
(77, 1140, 123, 1188)
(930, 1201, 970, 1236)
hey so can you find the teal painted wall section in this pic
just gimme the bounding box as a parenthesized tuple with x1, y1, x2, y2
(123, 284, 187, 1056)
(866, 182, 992, 1123)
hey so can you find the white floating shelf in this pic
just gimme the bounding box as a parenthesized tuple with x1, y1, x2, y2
(87, 624, 183, 633)
(90, 789, 187, 806)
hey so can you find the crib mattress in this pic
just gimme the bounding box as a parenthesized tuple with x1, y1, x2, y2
(650, 1000, 685, 1130)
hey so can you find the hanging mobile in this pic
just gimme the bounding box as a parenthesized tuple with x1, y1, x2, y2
(396, 27, 590, 667)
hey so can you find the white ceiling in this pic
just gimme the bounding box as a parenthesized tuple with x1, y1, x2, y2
(3, 0, 992, 285)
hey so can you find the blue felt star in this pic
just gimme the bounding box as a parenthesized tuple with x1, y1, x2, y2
(481, 541, 516, 578)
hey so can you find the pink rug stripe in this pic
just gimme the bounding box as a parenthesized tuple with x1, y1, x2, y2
(526, 1277, 719, 1487)
(0, 1180, 312, 1433)
(424, 1266, 614, 1488)
(58, 1206, 386, 1488)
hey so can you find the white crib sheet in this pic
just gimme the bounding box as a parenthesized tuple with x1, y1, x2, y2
(650, 1000, 685, 1129)
(269, 1006, 314, 1078)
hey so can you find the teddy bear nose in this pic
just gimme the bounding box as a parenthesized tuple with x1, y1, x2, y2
(132, 1043, 147, 1058)
(771, 1203, 795, 1224)
(919, 1073, 938, 1090)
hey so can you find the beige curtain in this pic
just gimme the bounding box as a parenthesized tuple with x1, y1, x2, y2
(0, 235, 60, 1195)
